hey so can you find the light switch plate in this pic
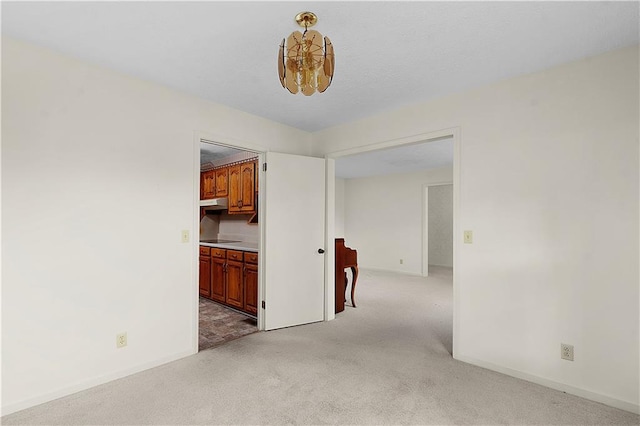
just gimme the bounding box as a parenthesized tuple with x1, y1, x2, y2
(181, 230, 190, 243)
(463, 230, 473, 244)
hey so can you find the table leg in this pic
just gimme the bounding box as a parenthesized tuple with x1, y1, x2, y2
(350, 266, 358, 307)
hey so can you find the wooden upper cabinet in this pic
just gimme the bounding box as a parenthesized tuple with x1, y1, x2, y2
(202, 170, 216, 200)
(228, 161, 256, 214)
(215, 167, 228, 198)
(228, 165, 241, 211)
(240, 162, 255, 211)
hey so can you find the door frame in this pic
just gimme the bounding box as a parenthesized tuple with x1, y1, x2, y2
(422, 182, 454, 277)
(324, 127, 461, 357)
(192, 131, 267, 353)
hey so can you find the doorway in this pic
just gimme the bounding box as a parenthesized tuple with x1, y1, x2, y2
(193, 135, 330, 352)
(197, 141, 261, 351)
(329, 128, 460, 356)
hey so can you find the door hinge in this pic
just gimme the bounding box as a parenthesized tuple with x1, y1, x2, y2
(262, 163, 267, 172)
(261, 301, 266, 309)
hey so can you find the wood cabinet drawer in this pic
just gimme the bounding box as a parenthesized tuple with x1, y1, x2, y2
(211, 248, 226, 258)
(244, 252, 258, 264)
(199, 246, 211, 256)
(227, 250, 243, 261)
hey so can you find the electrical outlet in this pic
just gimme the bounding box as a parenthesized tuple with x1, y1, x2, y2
(399, 259, 403, 264)
(116, 332, 127, 348)
(561, 343, 574, 361)
(463, 230, 473, 244)
(181, 230, 190, 243)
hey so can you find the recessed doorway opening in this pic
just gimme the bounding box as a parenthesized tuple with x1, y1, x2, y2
(330, 129, 458, 356)
(197, 141, 261, 351)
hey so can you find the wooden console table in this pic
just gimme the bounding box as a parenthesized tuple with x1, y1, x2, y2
(335, 238, 358, 313)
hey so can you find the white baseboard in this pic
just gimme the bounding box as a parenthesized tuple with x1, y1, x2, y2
(359, 266, 424, 277)
(1, 349, 195, 417)
(455, 354, 640, 415)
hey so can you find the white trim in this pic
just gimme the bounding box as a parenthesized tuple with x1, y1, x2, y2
(451, 127, 461, 360)
(455, 354, 640, 415)
(1, 349, 194, 417)
(193, 131, 268, 336)
(324, 127, 461, 359)
(326, 127, 458, 159)
(256, 153, 266, 331)
(192, 132, 201, 353)
(324, 159, 336, 321)
(357, 266, 426, 277)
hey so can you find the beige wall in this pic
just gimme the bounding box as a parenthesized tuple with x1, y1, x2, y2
(1, 37, 311, 414)
(314, 46, 640, 412)
(343, 167, 453, 275)
(3, 35, 639, 416)
(428, 184, 453, 268)
(334, 178, 346, 238)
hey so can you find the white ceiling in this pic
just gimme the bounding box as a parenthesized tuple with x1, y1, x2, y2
(200, 143, 245, 165)
(335, 137, 453, 179)
(2, 2, 638, 133)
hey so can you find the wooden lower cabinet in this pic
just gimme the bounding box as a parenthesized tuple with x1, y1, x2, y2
(211, 257, 226, 303)
(201, 245, 258, 316)
(244, 263, 258, 315)
(225, 260, 244, 309)
(199, 248, 211, 298)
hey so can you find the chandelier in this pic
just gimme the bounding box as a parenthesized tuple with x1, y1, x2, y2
(278, 12, 335, 96)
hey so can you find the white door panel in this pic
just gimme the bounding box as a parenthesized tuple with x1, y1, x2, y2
(264, 152, 326, 330)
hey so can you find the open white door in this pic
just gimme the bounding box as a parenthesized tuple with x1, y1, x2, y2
(264, 152, 326, 330)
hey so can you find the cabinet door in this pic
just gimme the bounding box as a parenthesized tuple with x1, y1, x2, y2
(239, 161, 255, 212)
(199, 255, 211, 298)
(244, 263, 258, 315)
(226, 260, 244, 309)
(211, 257, 226, 303)
(228, 164, 241, 212)
(200, 172, 205, 200)
(202, 170, 216, 199)
(215, 167, 228, 197)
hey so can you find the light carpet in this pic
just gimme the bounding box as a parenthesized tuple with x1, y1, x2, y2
(2, 267, 638, 425)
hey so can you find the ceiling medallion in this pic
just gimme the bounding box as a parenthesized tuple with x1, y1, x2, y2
(278, 12, 335, 96)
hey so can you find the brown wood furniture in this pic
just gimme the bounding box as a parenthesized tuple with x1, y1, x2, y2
(201, 159, 258, 223)
(198, 246, 212, 298)
(228, 161, 256, 214)
(214, 167, 229, 197)
(201, 170, 215, 199)
(199, 245, 259, 317)
(335, 238, 359, 313)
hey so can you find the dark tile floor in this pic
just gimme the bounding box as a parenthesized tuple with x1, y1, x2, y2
(199, 297, 258, 351)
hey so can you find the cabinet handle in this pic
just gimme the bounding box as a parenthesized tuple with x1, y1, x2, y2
(238, 200, 243, 207)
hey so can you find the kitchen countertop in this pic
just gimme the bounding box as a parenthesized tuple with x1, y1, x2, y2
(199, 241, 259, 252)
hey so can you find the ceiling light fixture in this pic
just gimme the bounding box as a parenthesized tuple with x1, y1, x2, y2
(278, 12, 335, 96)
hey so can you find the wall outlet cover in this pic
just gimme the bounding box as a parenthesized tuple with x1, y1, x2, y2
(561, 343, 574, 361)
(117, 332, 127, 348)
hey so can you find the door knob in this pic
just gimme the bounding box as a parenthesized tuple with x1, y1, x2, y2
(318, 248, 325, 254)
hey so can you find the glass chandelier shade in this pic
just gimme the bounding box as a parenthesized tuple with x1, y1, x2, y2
(278, 12, 334, 96)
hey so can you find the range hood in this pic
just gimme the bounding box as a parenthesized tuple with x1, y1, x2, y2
(199, 198, 228, 210)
